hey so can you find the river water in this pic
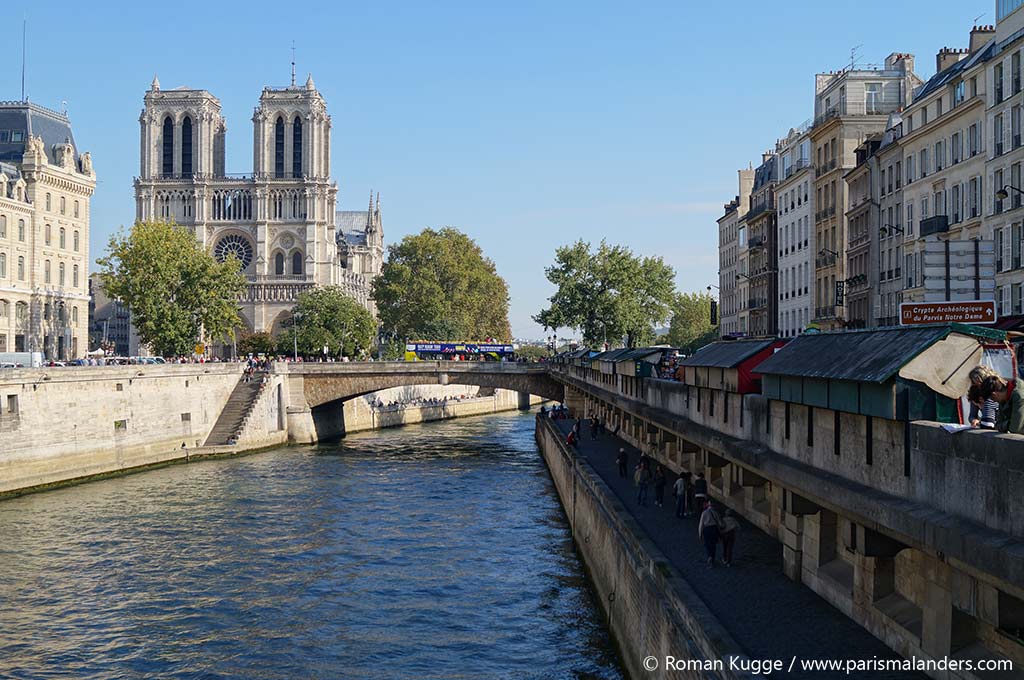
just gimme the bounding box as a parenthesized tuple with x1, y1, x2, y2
(0, 411, 623, 679)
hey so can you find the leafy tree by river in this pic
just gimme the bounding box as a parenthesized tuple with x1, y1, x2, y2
(97, 221, 246, 357)
(667, 291, 719, 354)
(534, 240, 676, 348)
(372, 228, 512, 342)
(277, 287, 376, 358)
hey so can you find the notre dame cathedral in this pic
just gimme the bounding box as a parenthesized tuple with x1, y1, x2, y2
(133, 74, 383, 342)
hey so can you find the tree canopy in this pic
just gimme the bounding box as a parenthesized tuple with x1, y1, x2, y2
(96, 220, 247, 357)
(667, 291, 719, 354)
(372, 227, 511, 341)
(237, 331, 276, 356)
(534, 240, 676, 348)
(277, 287, 377, 359)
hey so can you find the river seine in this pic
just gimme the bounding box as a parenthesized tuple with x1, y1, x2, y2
(0, 410, 623, 679)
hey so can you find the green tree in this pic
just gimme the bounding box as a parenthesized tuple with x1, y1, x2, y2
(534, 240, 676, 348)
(238, 331, 277, 356)
(515, 344, 550, 361)
(372, 227, 511, 342)
(97, 220, 247, 357)
(667, 291, 719, 354)
(276, 286, 376, 359)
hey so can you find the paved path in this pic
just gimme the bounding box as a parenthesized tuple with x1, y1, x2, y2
(552, 418, 922, 679)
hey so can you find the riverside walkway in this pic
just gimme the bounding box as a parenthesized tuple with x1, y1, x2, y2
(551, 417, 922, 679)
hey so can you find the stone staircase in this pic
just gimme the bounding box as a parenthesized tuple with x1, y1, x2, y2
(204, 374, 267, 446)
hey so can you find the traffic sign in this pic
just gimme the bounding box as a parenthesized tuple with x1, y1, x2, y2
(195, 343, 205, 355)
(899, 300, 996, 325)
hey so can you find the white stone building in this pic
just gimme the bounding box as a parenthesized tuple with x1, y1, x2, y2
(134, 75, 382, 347)
(0, 101, 96, 359)
(775, 124, 814, 338)
(717, 167, 753, 338)
(985, 2, 1024, 323)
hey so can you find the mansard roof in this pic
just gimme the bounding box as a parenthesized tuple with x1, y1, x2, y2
(0, 101, 78, 165)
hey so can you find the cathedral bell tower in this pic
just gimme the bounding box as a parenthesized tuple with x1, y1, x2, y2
(252, 74, 331, 180)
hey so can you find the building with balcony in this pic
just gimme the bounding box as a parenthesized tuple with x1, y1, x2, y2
(133, 75, 383, 350)
(875, 114, 906, 327)
(746, 152, 778, 337)
(736, 214, 750, 336)
(985, 2, 1024, 323)
(775, 124, 814, 338)
(900, 26, 997, 310)
(718, 168, 754, 338)
(843, 135, 881, 329)
(810, 53, 922, 330)
(0, 101, 96, 360)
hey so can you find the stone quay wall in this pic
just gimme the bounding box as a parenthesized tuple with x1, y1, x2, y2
(0, 364, 247, 495)
(535, 416, 750, 680)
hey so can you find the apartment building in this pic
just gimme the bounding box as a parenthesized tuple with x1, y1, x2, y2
(775, 125, 814, 338)
(875, 116, 906, 326)
(810, 53, 922, 330)
(900, 28, 996, 309)
(986, 1, 1024, 322)
(747, 153, 779, 337)
(844, 135, 882, 329)
(717, 168, 754, 338)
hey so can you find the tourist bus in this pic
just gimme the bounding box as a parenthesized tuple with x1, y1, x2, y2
(404, 342, 515, 362)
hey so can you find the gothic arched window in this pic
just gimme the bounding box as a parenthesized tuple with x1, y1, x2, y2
(181, 116, 193, 177)
(162, 116, 174, 177)
(275, 252, 285, 276)
(292, 251, 303, 276)
(293, 116, 302, 177)
(274, 116, 285, 178)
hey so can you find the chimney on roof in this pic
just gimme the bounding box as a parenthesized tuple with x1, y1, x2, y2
(969, 25, 995, 54)
(936, 47, 968, 73)
(885, 52, 914, 73)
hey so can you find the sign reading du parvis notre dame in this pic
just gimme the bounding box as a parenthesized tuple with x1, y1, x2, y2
(899, 301, 996, 326)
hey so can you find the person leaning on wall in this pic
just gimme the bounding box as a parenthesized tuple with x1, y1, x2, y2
(980, 375, 1024, 435)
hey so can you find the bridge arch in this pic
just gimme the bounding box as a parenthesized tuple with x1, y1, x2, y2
(278, 362, 565, 442)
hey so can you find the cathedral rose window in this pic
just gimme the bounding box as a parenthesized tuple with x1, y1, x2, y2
(214, 234, 254, 269)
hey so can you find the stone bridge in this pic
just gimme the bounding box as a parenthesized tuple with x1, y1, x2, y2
(277, 361, 564, 441)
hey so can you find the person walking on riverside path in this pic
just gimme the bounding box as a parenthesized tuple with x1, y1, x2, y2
(698, 500, 723, 567)
(653, 465, 667, 507)
(673, 472, 689, 518)
(721, 508, 739, 566)
(617, 448, 628, 478)
(634, 461, 652, 506)
(693, 472, 708, 510)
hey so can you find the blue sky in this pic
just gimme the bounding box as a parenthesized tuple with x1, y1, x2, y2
(5, 0, 990, 338)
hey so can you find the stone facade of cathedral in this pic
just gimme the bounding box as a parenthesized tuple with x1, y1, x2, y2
(133, 75, 382, 346)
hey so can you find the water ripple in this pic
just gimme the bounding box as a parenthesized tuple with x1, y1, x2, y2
(0, 412, 623, 680)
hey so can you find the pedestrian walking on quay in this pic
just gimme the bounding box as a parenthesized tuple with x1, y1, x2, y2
(590, 416, 599, 440)
(617, 448, 628, 478)
(634, 461, 652, 506)
(653, 465, 667, 507)
(721, 508, 739, 566)
(673, 472, 689, 518)
(573, 418, 582, 437)
(566, 430, 578, 449)
(693, 472, 708, 511)
(698, 500, 722, 567)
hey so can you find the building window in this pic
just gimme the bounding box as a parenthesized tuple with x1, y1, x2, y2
(275, 252, 284, 275)
(996, 63, 1004, 103)
(45, 224, 51, 246)
(292, 116, 303, 177)
(0, 253, 5, 278)
(951, 133, 960, 164)
(291, 251, 303, 276)
(954, 80, 966, 105)
(996, 114, 1005, 155)
(17, 256, 24, 280)
(74, 201, 79, 218)
(181, 116, 193, 177)
(73, 264, 79, 288)
(72, 306, 78, 323)
(59, 196, 66, 215)
(59, 227, 66, 249)
(969, 124, 979, 156)
(59, 262, 65, 286)
(73, 231, 79, 251)
(274, 116, 285, 178)
(0, 215, 5, 238)
(44, 260, 51, 283)
(162, 116, 174, 177)
(45, 193, 51, 211)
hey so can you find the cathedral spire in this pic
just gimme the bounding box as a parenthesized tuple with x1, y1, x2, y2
(367, 190, 374, 229)
(151, 74, 160, 91)
(375, 192, 380, 214)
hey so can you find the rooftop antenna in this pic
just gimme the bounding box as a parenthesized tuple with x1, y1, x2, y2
(21, 18, 26, 101)
(290, 40, 296, 87)
(973, 12, 985, 24)
(849, 44, 863, 71)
